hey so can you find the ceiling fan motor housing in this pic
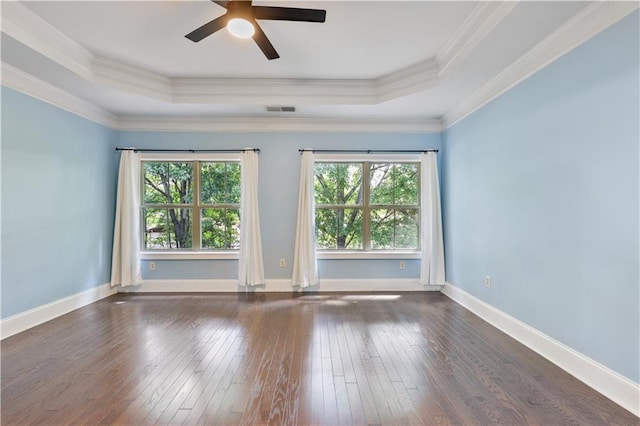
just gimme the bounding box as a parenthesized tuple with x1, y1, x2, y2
(185, 0, 326, 60)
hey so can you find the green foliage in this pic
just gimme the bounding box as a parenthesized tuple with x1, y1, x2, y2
(315, 208, 363, 249)
(369, 163, 419, 249)
(202, 208, 240, 249)
(201, 162, 241, 204)
(370, 208, 418, 249)
(143, 162, 193, 204)
(143, 208, 193, 249)
(200, 162, 240, 249)
(143, 161, 193, 249)
(370, 163, 418, 205)
(314, 161, 419, 250)
(314, 163, 363, 248)
(142, 160, 241, 250)
(314, 163, 362, 205)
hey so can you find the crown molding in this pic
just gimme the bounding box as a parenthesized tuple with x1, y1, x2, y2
(1, 61, 440, 132)
(171, 77, 377, 105)
(1, 62, 117, 128)
(437, 1, 518, 77)
(92, 56, 172, 102)
(0, 1, 438, 106)
(93, 62, 437, 106)
(4, 0, 630, 131)
(442, 1, 639, 129)
(1, 1, 94, 81)
(376, 58, 438, 102)
(168, 58, 439, 106)
(115, 115, 442, 133)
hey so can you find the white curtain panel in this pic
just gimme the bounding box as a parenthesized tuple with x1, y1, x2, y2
(110, 150, 142, 287)
(238, 150, 266, 288)
(292, 151, 319, 288)
(420, 152, 446, 286)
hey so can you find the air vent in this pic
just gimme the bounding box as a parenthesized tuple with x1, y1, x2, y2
(266, 105, 296, 112)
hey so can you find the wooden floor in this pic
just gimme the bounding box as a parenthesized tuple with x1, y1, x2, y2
(2, 293, 636, 425)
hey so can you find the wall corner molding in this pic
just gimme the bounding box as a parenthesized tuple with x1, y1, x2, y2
(442, 1, 639, 129)
(441, 282, 640, 417)
(92, 56, 172, 102)
(376, 59, 438, 102)
(437, 1, 518, 77)
(1, 1, 94, 80)
(1, 283, 116, 340)
(2, 62, 117, 128)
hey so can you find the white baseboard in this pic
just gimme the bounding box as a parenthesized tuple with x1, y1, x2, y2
(116, 279, 293, 293)
(1, 283, 116, 339)
(118, 278, 439, 293)
(118, 279, 241, 293)
(441, 282, 640, 417)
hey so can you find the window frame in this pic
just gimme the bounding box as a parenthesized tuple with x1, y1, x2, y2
(139, 152, 241, 260)
(313, 153, 422, 259)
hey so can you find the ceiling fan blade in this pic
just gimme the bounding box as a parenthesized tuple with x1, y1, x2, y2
(251, 21, 279, 60)
(185, 14, 229, 42)
(251, 6, 326, 23)
(211, 0, 229, 9)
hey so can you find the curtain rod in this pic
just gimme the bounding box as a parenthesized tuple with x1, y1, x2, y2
(299, 149, 438, 154)
(115, 148, 260, 153)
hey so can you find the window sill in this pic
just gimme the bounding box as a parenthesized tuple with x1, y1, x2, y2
(318, 251, 421, 260)
(140, 251, 239, 260)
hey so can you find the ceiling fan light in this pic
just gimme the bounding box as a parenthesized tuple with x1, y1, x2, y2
(227, 18, 255, 38)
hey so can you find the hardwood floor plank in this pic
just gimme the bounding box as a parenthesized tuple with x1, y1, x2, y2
(335, 322, 357, 384)
(1, 292, 636, 425)
(342, 321, 382, 425)
(345, 381, 368, 425)
(321, 355, 339, 424)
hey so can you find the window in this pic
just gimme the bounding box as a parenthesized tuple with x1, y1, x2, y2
(141, 158, 241, 252)
(314, 159, 420, 252)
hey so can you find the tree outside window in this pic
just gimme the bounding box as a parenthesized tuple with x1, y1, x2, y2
(314, 161, 419, 251)
(142, 160, 241, 251)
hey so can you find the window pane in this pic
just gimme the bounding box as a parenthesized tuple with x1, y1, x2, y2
(395, 209, 419, 249)
(201, 208, 240, 249)
(143, 162, 193, 204)
(370, 208, 418, 250)
(369, 163, 394, 205)
(143, 208, 192, 249)
(370, 163, 418, 205)
(143, 207, 168, 249)
(370, 208, 394, 249)
(201, 162, 241, 205)
(394, 164, 419, 205)
(143, 162, 169, 204)
(314, 163, 362, 205)
(315, 208, 362, 249)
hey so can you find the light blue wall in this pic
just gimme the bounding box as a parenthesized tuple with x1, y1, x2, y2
(442, 12, 639, 382)
(1, 87, 117, 318)
(117, 132, 441, 280)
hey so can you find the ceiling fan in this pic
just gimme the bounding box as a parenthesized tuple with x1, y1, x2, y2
(185, 0, 327, 60)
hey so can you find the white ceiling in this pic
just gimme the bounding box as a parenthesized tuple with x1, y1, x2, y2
(20, 1, 475, 79)
(1, 1, 636, 130)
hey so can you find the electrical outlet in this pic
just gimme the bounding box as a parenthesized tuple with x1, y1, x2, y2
(485, 275, 491, 288)
(149, 262, 156, 271)
(399, 261, 406, 270)
(279, 258, 286, 268)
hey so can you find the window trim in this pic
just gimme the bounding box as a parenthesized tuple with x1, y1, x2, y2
(313, 153, 422, 255)
(317, 251, 421, 260)
(140, 251, 239, 260)
(139, 153, 242, 258)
